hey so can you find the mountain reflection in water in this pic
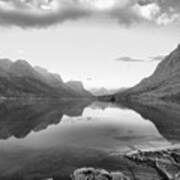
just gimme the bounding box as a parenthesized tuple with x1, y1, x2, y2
(0, 100, 179, 180)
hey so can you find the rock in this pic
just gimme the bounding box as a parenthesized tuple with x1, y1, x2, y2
(111, 172, 130, 180)
(71, 167, 130, 180)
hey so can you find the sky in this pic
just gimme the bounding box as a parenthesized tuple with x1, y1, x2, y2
(0, 0, 180, 89)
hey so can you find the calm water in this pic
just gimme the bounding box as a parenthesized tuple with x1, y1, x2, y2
(0, 100, 180, 179)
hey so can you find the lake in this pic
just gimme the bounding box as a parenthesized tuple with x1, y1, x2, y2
(0, 99, 179, 180)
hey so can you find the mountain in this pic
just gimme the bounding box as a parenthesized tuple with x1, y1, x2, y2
(112, 44, 180, 102)
(90, 87, 124, 96)
(34, 66, 64, 87)
(0, 59, 93, 99)
(66, 81, 92, 97)
(8, 60, 38, 78)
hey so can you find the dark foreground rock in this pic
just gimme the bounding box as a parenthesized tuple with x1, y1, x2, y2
(71, 167, 130, 180)
(71, 146, 180, 180)
(125, 146, 180, 180)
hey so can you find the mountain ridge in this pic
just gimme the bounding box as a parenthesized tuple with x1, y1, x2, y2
(107, 44, 180, 102)
(0, 59, 93, 99)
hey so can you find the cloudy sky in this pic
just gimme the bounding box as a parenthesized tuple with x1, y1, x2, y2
(0, 0, 180, 89)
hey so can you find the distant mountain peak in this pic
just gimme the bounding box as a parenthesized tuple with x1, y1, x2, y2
(90, 87, 122, 96)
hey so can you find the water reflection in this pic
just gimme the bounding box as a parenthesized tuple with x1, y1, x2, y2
(0, 100, 179, 179)
(121, 100, 180, 142)
(0, 99, 91, 139)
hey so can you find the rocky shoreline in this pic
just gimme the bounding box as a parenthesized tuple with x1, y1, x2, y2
(72, 145, 180, 180)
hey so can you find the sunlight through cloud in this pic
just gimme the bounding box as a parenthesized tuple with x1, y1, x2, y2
(79, 0, 116, 10)
(0, 0, 179, 28)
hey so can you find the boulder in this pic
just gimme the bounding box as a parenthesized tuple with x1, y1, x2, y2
(71, 167, 130, 180)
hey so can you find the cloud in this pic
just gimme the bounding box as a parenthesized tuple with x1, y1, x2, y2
(0, 0, 90, 28)
(115, 56, 145, 62)
(115, 54, 165, 63)
(137, 0, 180, 25)
(149, 55, 165, 61)
(0, 0, 179, 28)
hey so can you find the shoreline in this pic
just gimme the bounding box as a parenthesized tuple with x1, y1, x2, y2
(72, 144, 180, 180)
(125, 143, 180, 157)
(125, 143, 180, 180)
